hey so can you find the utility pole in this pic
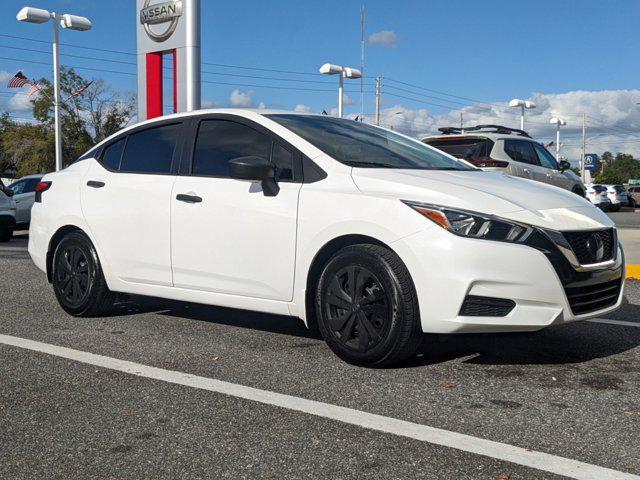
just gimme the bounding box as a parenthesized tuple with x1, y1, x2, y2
(52, 14, 62, 172)
(581, 113, 586, 183)
(460, 111, 464, 133)
(375, 76, 381, 126)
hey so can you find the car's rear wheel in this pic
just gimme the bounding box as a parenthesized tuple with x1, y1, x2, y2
(0, 219, 15, 242)
(630, 198, 637, 208)
(315, 244, 421, 367)
(52, 231, 116, 316)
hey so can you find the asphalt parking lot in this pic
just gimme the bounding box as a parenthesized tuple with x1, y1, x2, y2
(1, 232, 640, 480)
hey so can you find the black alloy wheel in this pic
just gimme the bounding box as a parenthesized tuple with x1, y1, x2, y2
(316, 244, 421, 367)
(52, 231, 116, 316)
(324, 265, 390, 353)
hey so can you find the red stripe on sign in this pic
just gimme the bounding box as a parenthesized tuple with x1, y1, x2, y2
(172, 49, 177, 113)
(146, 52, 163, 119)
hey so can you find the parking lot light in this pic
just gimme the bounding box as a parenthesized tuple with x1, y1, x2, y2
(16, 6, 92, 172)
(549, 117, 567, 160)
(509, 98, 536, 131)
(319, 63, 362, 118)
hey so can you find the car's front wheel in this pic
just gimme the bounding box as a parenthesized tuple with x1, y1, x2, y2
(52, 231, 117, 316)
(315, 244, 421, 367)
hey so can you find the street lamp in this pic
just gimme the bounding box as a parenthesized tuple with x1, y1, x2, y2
(319, 63, 362, 118)
(549, 117, 567, 161)
(509, 98, 536, 131)
(17, 7, 92, 172)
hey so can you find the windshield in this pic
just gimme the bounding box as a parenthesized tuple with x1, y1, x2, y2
(592, 185, 606, 193)
(611, 185, 625, 193)
(266, 114, 474, 171)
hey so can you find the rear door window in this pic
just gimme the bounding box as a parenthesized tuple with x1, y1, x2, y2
(504, 140, 539, 165)
(120, 123, 182, 174)
(425, 138, 493, 160)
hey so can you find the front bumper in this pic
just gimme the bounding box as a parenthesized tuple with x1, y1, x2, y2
(394, 228, 624, 334)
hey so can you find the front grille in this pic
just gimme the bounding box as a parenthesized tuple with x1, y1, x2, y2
(563, 229, 614, 265)
(564, 278, 622, 315)
(459, 295, 515, 317)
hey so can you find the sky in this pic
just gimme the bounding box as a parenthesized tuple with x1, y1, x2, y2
(2, 0, 640, 162)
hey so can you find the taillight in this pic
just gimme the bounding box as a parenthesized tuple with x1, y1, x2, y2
(466, 156, 509, 168)
(34, 181, 52, 203)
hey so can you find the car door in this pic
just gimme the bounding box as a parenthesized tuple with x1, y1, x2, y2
(9, 178, 39, 225)
(532, 142, 570, 189)
(170, 116, 302, 301)
(503, 139, 548, 183)
(81, 121, 185, 286)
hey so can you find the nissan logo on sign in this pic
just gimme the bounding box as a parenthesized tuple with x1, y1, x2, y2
(140, 0, 183, 43)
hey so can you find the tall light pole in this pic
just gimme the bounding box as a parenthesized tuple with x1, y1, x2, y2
(509, 98, 536, 131)
(549, 117, 566, 160)
(319, 63, 362, 118)
(17, 7, 92, 172)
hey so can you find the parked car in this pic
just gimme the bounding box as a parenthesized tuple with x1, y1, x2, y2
(9, 174, 44, 229)
(0, 179, 17, 242)
(422, 125, 586, 196)
(627, 185, 640, 208)
(585, 184, 612, 210)
(29, 110, 624, 366)
(601, 184, 628, 211)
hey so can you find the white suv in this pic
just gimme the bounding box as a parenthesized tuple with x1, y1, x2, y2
(422, 125, 586, 196)
(29, 110, 624, 366)
(0, 179, 17, 242)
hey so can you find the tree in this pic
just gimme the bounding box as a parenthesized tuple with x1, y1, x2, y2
(5, 67, 136, 173)
(594, 152, 640, 184)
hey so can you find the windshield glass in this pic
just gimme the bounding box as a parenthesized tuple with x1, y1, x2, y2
(611, 185, 625, 193)
(592, 185, 606, 193)
(266, 114, 474, 171)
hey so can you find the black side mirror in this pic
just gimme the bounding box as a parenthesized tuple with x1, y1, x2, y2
(3, 188, 14, 197)
(228, 156, 279, 197)
(559, 160, 571, 172)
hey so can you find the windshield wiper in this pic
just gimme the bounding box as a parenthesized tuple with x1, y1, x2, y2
(347, 161, 398, 168)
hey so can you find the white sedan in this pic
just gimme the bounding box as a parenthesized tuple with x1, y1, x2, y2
(28, 110, 625, 366)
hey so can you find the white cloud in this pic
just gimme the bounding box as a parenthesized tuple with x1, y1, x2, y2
(229, 89, 254, 108)
(368, 30, 398, 48)
(202, 99, 219, 108)
(7, 92, 32, 113)
(343, 95, 355, 106)
(371, 90, 640, 161)
(0, 71, 11, 83)
(258, 101, 266, 110)
(294, 104, 311, 113)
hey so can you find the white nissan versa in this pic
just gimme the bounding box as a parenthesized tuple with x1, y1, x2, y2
(29, 110, 625, 366)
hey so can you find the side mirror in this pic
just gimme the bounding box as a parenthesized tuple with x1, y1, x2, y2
(559, 160, 571, 172)
(3, 188, 14, 197)
(228, 156, 279, 197)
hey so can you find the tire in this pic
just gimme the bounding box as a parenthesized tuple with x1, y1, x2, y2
(630, 198, 636, 209)
(0, 219, 15, 242)
(315, 244, 421, 367)
(52, 231, 117, 316)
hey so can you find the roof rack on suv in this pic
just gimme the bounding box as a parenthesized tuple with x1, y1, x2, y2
(437, 124, 531, 138)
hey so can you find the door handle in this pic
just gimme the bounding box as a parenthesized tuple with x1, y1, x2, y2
(176, 193, 203, 203)
(87, 180, 105, 188)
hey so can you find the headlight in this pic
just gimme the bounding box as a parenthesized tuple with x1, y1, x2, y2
(402, 201, 533, 243)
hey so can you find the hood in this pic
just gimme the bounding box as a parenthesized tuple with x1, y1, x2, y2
(351, 168, 613, 230)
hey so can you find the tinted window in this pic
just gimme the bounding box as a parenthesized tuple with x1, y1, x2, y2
(101, 138, 125, 171)
(8, 179, 27, 195)
(272, 143, 294, 180)
(425, 138, 494, 160)
(267, 115, 473, 170)
(533, 143, 558, 170)
(120, 123, 181, 174)
(504, 140, 539, 165)
(192, 120, 272, 177)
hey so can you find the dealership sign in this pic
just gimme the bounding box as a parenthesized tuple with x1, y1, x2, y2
(140, 0, 183, 42)
(583, 153, 598, 171)
(136, 0, 200, 120)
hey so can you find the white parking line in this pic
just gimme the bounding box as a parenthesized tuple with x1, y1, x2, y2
(0, 333, 638, 480)
(589, 318, 640, 328)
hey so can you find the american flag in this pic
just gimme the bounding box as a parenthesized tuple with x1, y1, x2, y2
(27, 83, 42, 96)
(7, 71, 30, 88)
(66, 81, 93, 100)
